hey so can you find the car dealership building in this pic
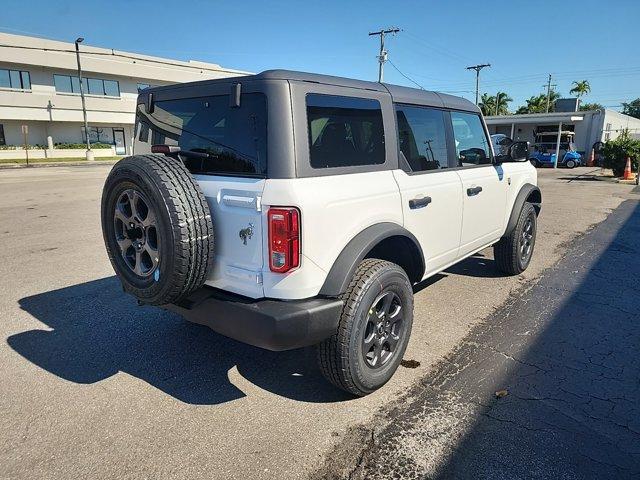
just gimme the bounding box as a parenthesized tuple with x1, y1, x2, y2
(0, 32, 246, 160)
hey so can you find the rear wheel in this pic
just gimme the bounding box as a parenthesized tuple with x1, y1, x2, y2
(317, 259, 414, 396)
(494, 202, 537, 275)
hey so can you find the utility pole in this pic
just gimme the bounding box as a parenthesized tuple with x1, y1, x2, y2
(369, 27, 400, 83)
(544, 74, 557, 113)
(495, 93, 500, 116)
(466, 64, 491, 105)
(75, 37, 94, 161)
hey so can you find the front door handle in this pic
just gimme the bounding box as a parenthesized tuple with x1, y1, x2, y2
(409, 196, 432, 209)
(466, 186, 483, 196)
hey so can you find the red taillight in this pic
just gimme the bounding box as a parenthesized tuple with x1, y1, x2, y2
(268, 207, 300, 273)
(151, 144, 180, 154)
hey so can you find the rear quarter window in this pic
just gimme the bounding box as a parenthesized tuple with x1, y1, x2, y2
(306, 94, 385, 169)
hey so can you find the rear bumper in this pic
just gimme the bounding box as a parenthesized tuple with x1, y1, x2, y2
(163, 287, 343, 351)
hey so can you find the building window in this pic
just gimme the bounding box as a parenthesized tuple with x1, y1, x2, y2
(82, 126, 110, 144)
(54, 74, 120, 97)
(0, 124, 5, 145)
(0, 69, 31, 90)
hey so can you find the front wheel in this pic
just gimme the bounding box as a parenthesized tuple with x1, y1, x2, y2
(317, 259, 414, 396)
(565, 159, 577, 169)
(494, 202, 537, 275)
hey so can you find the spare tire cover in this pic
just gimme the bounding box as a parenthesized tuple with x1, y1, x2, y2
(101, 154, 214, 305)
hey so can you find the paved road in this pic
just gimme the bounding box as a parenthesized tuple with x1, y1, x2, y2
(319, 191, 640, 479)
(0, 165, 634, 479)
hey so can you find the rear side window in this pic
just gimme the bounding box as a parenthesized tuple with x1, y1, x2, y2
(306, 94, 385, 169)
(136, 93, 267, 177)
(451, 111, 492, 166)
(395, 104, 449, 172)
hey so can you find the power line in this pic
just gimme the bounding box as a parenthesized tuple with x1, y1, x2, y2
(386, 59, 425, 90)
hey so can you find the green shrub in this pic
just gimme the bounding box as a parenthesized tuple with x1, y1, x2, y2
(53, 142, 113, 149)
(602, 130, 640, 177)
(0, 144, 46, 150)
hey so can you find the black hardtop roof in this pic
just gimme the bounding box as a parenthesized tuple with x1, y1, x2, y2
(146, 69, 478, 112)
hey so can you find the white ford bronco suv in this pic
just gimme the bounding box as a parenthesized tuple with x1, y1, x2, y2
(101, 70, 540, 396)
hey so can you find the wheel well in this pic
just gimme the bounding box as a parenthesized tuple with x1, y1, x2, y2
(364, 235, 424, 284)
(526, 189, 542, 215)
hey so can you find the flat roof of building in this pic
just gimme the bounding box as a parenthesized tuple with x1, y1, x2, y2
(0, 32, 249, 81)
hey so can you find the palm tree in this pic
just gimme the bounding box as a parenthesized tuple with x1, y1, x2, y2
(479, 93, 496, 117)
(516, 91, 561, 114)
(478, 92, 512, 116)
(570, 80, 591, 98)
(494, 92, 513, 115)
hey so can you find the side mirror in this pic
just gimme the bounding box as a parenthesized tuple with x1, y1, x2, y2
(508, 141, 530, 162)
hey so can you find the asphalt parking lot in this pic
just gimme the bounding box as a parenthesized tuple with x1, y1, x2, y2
(0, 165, 636, 479)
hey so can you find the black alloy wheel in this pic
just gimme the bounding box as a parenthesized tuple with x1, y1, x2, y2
(113, 188, 159, 278)
(362, 291, 405, 369)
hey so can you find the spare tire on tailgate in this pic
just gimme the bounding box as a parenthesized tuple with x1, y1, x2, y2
(101, 154, 214, 305)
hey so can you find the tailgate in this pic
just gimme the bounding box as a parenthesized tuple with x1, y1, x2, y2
(195, 175, 265, 298)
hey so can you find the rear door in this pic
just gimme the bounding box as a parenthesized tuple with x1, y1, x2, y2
(134, 85, 268, 298)
(450, 111, 507, 255)
(392, 104, 463, 276)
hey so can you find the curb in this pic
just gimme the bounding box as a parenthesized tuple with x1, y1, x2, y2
(0, 160, 118, 170)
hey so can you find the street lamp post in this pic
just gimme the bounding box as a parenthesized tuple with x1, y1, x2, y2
(74, 37, 94, 161)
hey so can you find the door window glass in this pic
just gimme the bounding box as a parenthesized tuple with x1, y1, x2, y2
(306, 94, 385, 169)
(451, 111, 492, 166)
(395, 104, 449, 172)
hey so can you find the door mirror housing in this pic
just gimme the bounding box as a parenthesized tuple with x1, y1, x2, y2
(508, 141, 530, 162)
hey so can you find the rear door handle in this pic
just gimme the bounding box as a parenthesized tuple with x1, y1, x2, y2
(409, 196, 432, 209)
(466, 186, 483, 196)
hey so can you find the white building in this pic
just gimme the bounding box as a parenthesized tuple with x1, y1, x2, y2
(485, 109, 640, 155)
(0, 32, 247, 159)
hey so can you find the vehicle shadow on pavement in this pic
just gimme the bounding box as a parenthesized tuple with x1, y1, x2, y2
(8, 278, 352, 405)
(444, 252, 504, 279)
(430, 199, 640, 478)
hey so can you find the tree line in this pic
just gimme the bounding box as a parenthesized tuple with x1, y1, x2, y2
(478, 80, 639, 118)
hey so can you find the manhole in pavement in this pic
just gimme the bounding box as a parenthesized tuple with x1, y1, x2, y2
(401, 359, 420, 368)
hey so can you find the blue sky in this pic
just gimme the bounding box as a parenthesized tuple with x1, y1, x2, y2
(2, 0, 639, 111)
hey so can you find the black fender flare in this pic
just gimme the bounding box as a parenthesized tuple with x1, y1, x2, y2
(319, 222, 425, 297)
(504, 183, 542, 237)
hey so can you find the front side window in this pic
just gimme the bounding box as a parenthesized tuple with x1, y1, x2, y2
(395, 104, 449, 172)
(136, 93, 267, 177)
(0, 69, 31, 90)
(451, 111, 492, 166)
(306, 94, 385, 169)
